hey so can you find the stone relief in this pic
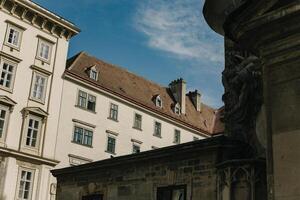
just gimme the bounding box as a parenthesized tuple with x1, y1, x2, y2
(222, 49, 264, 155)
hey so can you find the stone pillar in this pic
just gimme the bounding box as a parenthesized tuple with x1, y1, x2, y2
(223, 1, 300, 199)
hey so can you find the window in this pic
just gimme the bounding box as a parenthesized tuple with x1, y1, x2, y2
(132, 144, 140, 154)
(89, 69, 98, 81)
(5, 24, 22, 49)
(174, 129, 181, 144)
(133, 113, 142, 130)
(0, 105, 8, 140)
(109, 103, 118, 121)
(157, 185, 186, 200)
(155, 95, 162, 108)
(174, 103, 181, 115)
(82, 194, 103, 200)
(0, 60, 16, 91)
(17, 168, 34, 200)
(77, 90, 96, 112)
(21, 108, 47, 154)
(37, 39, 52, 62)
(73, 126, 93, 147)
(154, 121, 161, 137)
(26, 117, 41, 148)
(30, 73, 48, 103)
(106, 136, 116, 154)
(87, 95, 96, 111)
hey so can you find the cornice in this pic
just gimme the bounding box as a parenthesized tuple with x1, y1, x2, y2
(0, 0, 80, 40)
(0, 146, 59, 166)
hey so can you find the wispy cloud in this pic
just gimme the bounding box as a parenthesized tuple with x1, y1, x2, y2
(134, 0, 224, 66)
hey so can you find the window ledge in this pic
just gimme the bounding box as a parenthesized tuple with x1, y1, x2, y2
(0, 86, 13, 94)
(132, 126, 142, 131)
(71, 141, 93, 148)
(107, 117, 119, 122)
(29, 97, 45, 105)
(4, 43, 20, 51)
(35, 56, 51, 65)
(105, 150, 116, 155)
(153, 134, 162, 138)
(74, 105, 97, 114)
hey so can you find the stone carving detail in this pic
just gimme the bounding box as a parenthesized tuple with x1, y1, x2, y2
(217, 161, 266, 200)
(222, 50, 263, 150)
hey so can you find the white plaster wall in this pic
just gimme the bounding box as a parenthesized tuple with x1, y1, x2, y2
(0, 9, 70, 200)
(55, 80, 206, 168)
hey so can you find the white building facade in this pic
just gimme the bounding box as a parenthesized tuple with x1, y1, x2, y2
(55, 52, 221, 169)
(0, 1, 223, 200)
(0, 0, 79, 200)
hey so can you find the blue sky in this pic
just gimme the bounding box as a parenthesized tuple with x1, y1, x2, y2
(34, 0, 224, 108)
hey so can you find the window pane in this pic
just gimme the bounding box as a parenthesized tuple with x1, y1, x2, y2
(107, 137, 115, 153)
(0, 63, 14, 89)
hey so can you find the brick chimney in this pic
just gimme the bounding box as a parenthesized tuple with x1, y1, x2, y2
(188, 90, 202, 112)
(169, 78, 186, 114)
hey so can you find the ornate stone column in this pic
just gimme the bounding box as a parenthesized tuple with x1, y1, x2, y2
(204, 1, 300, 199)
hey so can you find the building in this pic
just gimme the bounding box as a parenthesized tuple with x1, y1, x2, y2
(52, 136, 266, 200)
(0, 0, 79, 199)
(55, 52, 223, 168)
(0, 1, 224, 199)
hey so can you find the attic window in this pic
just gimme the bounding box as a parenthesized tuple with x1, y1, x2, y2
(174, 103, 181, 115)
(155, 95, 162, 108)
(89, 68, 98, 81)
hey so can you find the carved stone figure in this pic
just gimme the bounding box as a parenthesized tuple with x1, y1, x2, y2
(222, 50, 263, 155)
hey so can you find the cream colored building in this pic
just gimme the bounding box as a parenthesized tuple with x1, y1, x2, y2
(0, 1, 223, 199)
(55, 52, 223, 169)
(0, 0, 79, 200)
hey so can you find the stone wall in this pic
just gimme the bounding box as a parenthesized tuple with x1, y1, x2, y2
(53, 137, 266, 200)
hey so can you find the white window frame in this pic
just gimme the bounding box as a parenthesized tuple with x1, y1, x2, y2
(30, 72, 48, 103)
(89, 68, 98, 81)
(174, 129, 181, 144)
(133, 113, 142, 130)
(155, 95, 162, 108)
(106, 135, 116, 154)
(15, 167, 35, 200)
(36, 38, 53, 63)
(76, 90, 96, 112)
(0, 104, 9, 143)
(0, 58, 17, 92)
(174, 103, 181, 115)
(25, 115, 42, 149)
(72, 125, 93, 147)
(109, 103, 118, 121)
(154, 121, 162, 137)
(5, 23, 23, 50)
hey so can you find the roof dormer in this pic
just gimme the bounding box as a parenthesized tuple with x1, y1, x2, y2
(173, 103, 181, 115)
(154, 95, 163, 108)
(87, 65, 98, 81)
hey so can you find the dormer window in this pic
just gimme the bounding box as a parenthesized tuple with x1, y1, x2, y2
(155, 95, 162, 108)
(88, 65, 98, 81)
(90, 69, 98, 80)
(174, 103, 181, 115)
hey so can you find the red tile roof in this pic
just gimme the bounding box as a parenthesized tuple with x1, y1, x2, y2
(65, 52, 224, 136)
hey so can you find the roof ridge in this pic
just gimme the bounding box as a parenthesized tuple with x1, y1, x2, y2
(79, 51, 168, 90)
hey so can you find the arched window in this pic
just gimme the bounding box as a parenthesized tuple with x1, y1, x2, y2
(155, 95, 162, 108)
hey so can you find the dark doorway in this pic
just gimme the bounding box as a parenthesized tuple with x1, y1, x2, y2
(82, 194, 103, 200)
(157, 185, 186, 200)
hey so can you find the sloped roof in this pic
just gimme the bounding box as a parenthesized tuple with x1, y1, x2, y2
(64, 52, 224, 136)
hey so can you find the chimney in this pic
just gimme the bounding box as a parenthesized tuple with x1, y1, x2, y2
(169, 78, 186, 114)
(188, 90, 202, 112)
